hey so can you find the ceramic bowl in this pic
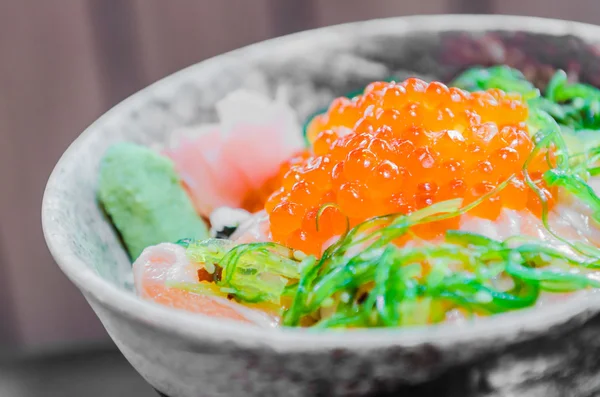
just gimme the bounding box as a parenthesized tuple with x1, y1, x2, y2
(43, 15, 600, 397)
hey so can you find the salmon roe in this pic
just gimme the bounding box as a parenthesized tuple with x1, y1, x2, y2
(268, 78, 555, 256)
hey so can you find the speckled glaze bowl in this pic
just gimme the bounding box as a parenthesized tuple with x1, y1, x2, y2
(43, 15, 600, 397)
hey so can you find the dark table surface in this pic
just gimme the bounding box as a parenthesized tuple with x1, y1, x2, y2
(0, 343, 157, 397)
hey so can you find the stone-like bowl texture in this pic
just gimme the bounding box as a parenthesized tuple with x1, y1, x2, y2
(43, 15, 600, 397)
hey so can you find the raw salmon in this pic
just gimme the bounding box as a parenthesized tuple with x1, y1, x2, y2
(163, 90, 304, 217)
(133, 242, 279, 327)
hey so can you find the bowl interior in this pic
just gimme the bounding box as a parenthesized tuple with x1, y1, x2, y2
(42, 15, 600, 345)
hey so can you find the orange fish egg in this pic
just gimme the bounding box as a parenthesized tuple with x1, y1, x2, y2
(267, 79, 554, 256)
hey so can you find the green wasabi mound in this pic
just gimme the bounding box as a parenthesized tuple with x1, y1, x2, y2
(98, 142, 209, 259)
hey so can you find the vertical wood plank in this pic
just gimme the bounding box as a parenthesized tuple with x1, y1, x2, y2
(0, 230, 17, 345)
(87, 0, 148, 104)
(0, 0, 110, 348)
(312, 0, 453, 27)
(0, 0, 20, 345)
(449, 0, 494, 14)
(130, 0, 273, 83)
(267, 0, 319, 35)
(493, 0, 600, 25)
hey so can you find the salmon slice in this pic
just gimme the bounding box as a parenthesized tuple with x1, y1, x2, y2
(133, 242, 279, 327)
(163, 90, 304, 217)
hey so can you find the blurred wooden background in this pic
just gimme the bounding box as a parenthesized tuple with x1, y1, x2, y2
(1, 0, 599, 351)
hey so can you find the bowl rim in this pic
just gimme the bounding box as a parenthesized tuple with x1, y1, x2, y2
(43, 14, 600, 352)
